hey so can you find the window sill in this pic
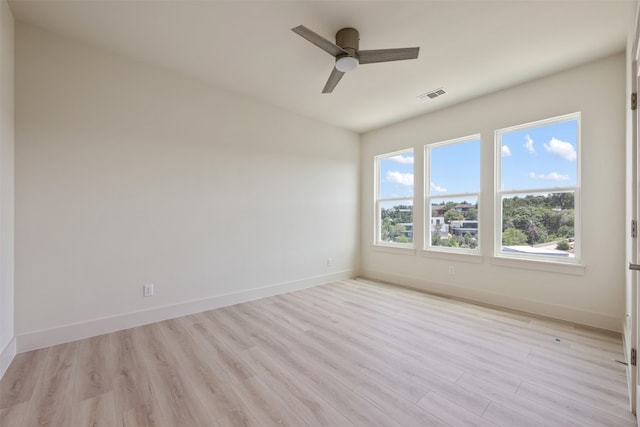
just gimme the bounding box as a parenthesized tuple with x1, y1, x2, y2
(490, 256, 585, 276)
(420, 249, 484, 264)
(372, 244, 417, 256)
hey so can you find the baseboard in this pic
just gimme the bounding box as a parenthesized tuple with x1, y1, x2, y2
(0, 337, 17, 380)
(361, 268, 622, 333)
(17, 269, 355, 353)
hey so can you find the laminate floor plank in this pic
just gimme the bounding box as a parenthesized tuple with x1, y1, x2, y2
(352, 377, 450, 427)
(229, 303, 414, 426)
(0, 401, 28, 426)
(111, 328, 160, 426)
(130, 324, 215, 427)
(481, 401, 547, 427)
(70, 391, 117, 427)
(190, 318, 306, 427)
(0, 278, 634, 426)
(0, 346, 49, 408)
(417, 391, 498, 427)
(240, 346, 357, 427)
(456, 371, 585, 427)
(74, 334, 114, 403)
(516, 380, 638, 426)
(23, 342, 78, 427)
(289, 289, 469, 383)
(120, 403, 166, 427)
(318, 285, 533, 362)
(160, 316, 263, 427)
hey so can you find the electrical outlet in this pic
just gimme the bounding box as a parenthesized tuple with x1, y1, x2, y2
(143, 283, 154, 297)
(448, 266, 455, 275)
(327, 257, 333, 267)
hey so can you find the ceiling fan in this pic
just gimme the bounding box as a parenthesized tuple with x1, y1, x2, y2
(292, 25, 420, 94)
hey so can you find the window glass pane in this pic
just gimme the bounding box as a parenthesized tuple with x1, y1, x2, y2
(430, 197, 478, 249)
(501, 192, 575, 258)
(497, 113, 579, 262)
(430, 139, 480, 194)
(500, 119, 578, 191)
(379, 152, 414, 199)
(379, 200, 414, 244)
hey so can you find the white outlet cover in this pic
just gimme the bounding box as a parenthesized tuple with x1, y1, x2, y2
(143, 284, 154, 297)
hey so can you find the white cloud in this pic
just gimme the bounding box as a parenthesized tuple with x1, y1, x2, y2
(430, 182, 447, 193)
(386, 171, 414, 186)
(523, 134, 535, 154)
(528, 172, 570, 181)
(501, 145, 511, 157)
(544, 138, 577, 161)
(387, 154, 414, 164)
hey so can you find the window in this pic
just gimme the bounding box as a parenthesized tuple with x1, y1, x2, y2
(496, 113, 580, 262)
(426, 136, 480, 252)
(375, 149, 414, 246)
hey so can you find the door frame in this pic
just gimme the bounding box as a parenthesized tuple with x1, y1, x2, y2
(629, 1, 640, 418)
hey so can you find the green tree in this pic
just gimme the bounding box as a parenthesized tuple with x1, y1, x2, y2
(462, 232, 477, 249)
(444, 209, 464, 224)
(380, 204, 413, 243)
(463, 207, 478, 220)
(509, 206, 545, 231)
(544, 210, 563, 236)
(388, 223, 408, 242)
(431, 223, 442, 246)
(547, 193, 574, 210)
(502, 194, 574, 245)
(502, 228, 528, 245)
(380, 217, 392, 241)
(529, 222, 548, 245)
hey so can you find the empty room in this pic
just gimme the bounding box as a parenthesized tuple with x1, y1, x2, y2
(1, 0, 640, 425)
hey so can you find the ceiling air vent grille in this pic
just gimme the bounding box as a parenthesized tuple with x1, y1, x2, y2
(417, 88, 447, 101)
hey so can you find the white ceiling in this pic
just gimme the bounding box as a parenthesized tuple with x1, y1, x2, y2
(8, 0, 636, 133)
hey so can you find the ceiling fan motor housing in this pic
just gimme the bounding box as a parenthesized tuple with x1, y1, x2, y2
(336, 27, 359, 59)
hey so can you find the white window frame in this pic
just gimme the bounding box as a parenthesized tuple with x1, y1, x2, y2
(494, 112, 581, 264)
(374, 148, 414, 248)
(425, 135, 481, 254)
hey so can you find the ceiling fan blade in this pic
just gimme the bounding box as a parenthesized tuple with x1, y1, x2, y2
(322, 67, 345, 93)
(358, 47, 420, 64)
(292, 25, 347, 57)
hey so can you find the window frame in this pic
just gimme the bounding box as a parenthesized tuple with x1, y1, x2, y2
(494, 112, 581, 264)
(424, 135, 481, 255)
(374, 148, 415, 248)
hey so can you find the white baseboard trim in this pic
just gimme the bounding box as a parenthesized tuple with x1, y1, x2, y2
(0, 337, 17, 380)
(361, 269, 622, 333)
(17, 269, 355, 353)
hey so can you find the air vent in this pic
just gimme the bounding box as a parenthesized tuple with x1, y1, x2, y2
(417, 88, 447, 101)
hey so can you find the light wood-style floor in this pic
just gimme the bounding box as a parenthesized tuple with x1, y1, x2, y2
(0, 278, 636, 426)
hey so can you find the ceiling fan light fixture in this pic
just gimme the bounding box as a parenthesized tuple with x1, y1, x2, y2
(335, 56, 359, 72)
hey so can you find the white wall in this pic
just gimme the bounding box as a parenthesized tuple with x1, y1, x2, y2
(14, 23, 360, 350)
(362, 54, 626, 331)
(0, 0, 15, 378)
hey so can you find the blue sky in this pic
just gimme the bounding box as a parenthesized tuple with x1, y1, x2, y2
(500, 118, 577, 191)
(379, 152, 414, 199)
(379, 118, 578, 199)
(430, 139, 480, 195)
